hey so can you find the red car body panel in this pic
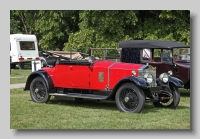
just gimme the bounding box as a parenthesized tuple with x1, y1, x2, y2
(42, 60, 144, 90)
(109, 62, 142, 89)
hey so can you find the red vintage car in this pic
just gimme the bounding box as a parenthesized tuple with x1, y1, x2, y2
(24, 51, 183, 113)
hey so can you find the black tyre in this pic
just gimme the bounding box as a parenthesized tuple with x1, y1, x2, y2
(153, 84, 180, 108)
(115, 83, 145, 113)
(30, 76, 51, 103)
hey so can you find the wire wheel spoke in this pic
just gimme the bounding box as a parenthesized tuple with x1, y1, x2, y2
(33, 81, 46, 101)
(160, 93, 174, 106)
(120, 88, 139, 111)
(124, 101, 138, 109)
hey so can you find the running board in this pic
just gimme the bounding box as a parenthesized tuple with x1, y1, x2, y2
(49, 93, 108, 100)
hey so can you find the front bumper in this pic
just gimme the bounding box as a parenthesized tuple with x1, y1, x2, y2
(149, 86, 161, 93)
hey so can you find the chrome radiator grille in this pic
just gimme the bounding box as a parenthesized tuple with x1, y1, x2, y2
(138, 65, 157, 87)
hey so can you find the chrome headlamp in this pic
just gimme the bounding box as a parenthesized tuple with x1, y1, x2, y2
(159, 73, 169, 83)
(144, 73, 153, 83)
(168, 70, 173, 76)
(131, 70, 136, 76)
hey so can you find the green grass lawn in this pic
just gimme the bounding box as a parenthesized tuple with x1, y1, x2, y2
(10, 69, 32, 77)
(10, 69, 32, 84)
(10, 88, 190, 129)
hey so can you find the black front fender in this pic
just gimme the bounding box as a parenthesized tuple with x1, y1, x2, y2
(168, 76, 184, 88)
(113, 76, 148, 91)
(24, 70, 54, 91)
(156, 76, 184, 88)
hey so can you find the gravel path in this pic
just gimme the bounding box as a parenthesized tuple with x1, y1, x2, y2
(10, 76, 27, 78)
(10, 83, 26, 89)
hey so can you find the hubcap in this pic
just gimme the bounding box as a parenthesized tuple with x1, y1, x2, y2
(35, 88, 39, 93)
(124, 97, 129, 102)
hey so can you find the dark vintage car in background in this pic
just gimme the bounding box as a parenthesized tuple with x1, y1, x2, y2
(24, 51, 184, 113)
(118, 40, 190, 89)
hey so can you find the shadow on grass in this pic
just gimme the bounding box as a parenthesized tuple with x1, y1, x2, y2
(47, 98, 119, 111)
(179, 89, 190, 97)
(141, 103, 189, 114)
(180, 92, 190, 97)
(33, 96, 189, 113)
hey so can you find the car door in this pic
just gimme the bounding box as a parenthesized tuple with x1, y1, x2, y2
(53, 62, 91, 89)
(69, 64, 91, 88)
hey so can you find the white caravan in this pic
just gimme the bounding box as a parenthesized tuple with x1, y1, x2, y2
(10, 34, 40, 68)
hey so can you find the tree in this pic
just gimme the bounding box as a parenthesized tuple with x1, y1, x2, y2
(11, 10, 190, 52)
(11, 10, 80, 51)
(63, 10, 190, 54)
(63, 10, 139, 53)
(10, 10, 24, 34)
(12, 10, 38, 34)
(34, 10, 80, 50)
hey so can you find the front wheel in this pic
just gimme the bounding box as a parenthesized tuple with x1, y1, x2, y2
(30, 76, 51, 103)
(153, 84, 180, 108)
(115, 83, 145, 113)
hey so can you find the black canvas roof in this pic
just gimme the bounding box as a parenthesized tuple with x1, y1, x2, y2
(119, 40, 189, 49)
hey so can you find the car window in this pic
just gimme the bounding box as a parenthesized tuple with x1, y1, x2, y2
(153, 49, 161, 62)
(142, 49, 151, 61)
(162, 49, 172, 62)
(173, 48, 190, 61)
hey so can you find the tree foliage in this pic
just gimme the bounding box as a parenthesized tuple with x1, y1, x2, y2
(10, 11, 24, 34)
(10, 10, 190, 52)
(63, 10, 139, 53)
(33, 10, 79, 50)
(64, 10, 190, 53)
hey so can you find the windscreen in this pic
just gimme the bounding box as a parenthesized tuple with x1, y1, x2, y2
(173, 48, 190, 61)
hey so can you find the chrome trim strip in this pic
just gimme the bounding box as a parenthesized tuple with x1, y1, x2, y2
(108, 62, 116, 90)
(138, 65, 148, 71)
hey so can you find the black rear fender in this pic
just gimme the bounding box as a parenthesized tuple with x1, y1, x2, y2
(24, 70, 54, 91)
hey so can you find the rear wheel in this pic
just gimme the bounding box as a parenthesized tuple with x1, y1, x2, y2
(153, 84, 180, 108)
(115, 83, 145, 113)
(30, 76, 51, 103)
